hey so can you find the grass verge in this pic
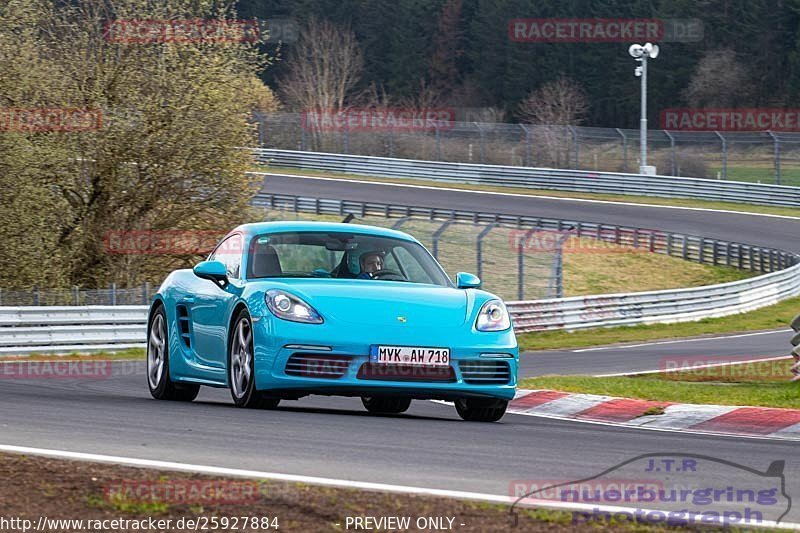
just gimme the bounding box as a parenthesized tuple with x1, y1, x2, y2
(1, 452, 679, 532)
(519, 359, 799, 409)
(255, 165, 800, 219)
(0, 348, 145, 361)
(517, 295, 800, 352)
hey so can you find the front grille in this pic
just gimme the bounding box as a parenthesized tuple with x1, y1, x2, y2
(459, 360, 511, 384)
(357, 363, 456, 382)
(285, 354, 350, 379)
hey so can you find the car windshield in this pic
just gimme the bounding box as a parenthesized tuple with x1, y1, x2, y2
(247, 231, 451, 287)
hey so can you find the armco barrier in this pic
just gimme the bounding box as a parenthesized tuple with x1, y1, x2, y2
(0, 306, 147, 354)
(2, 262, 799, 352)
(3, 261, 799, 353)
(253, 193, 796, 273)
(252, 149, 800, 207)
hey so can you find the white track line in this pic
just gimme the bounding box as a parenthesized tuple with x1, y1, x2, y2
(594, 355, 793, 377)
(0, 444, 796, 530)
(257, 172, 800, 221)
(572, 329, 790, 353)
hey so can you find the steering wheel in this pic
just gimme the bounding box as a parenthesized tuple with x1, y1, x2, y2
(370, 269, 406, 281)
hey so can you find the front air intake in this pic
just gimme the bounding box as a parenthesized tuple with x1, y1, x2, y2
(459, 360, 511, 384)
(285, 354, 350, 379)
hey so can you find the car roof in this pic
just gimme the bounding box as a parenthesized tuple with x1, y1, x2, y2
(231, 220, 419, 243)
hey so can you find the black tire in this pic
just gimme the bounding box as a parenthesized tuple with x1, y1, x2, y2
(454, 398, 508, 422)
(229, 309, 280, 409)
(361, 396, 412, 414)
(147, 306, 200, 402)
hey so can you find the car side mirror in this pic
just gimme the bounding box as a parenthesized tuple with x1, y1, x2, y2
(456, 272, 481, 289)
(193, 260, 228, 288)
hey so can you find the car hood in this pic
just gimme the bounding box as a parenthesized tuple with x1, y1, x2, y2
(261, 279, 470, 327)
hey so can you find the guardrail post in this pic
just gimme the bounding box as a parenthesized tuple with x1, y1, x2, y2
(431, 219, 454, 260)
(711, 240, 719, 265)
(517, 229, 536, 300)
(569, 126, 579, 168)
(143, 282, 150, 305)
(476, 224, 496, 281)
(521, 125, 533, 166)
(663, 130, 676, 176)
(474, 122, 485, 164)
(615, 128, 628, 172)
(768, 131, 781, 184)
(73, 286, 80, 305)
(714, 131, 728, 180)
(33, 285, 39, 306)
(109, 283, 117, 305)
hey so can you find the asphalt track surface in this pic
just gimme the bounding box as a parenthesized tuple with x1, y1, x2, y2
(3, 175, 799, 525)
(260, 173, 800, 252)
(1, 360, 799, 524)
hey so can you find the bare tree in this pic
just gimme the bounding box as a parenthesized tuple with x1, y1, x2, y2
(518, 76, 589, 126)
(518, 77, 589, 167)
(279, 17, 364, 151)
(682, 48, 752, 108)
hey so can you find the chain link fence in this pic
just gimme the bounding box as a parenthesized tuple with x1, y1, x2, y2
(0, 284, 155, 306)
(255, 112, 800, 186)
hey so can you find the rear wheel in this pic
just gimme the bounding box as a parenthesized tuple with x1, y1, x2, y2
(361, 396, 412, 414)
(229, 310, 280, 409)
(454, 398, 507, 422)
(147, 306, 200, 402)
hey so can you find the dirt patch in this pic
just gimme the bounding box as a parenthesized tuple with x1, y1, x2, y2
(0, 452, 674, 532)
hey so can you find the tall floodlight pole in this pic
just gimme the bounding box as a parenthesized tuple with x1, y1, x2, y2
(629, 43, 659, 174)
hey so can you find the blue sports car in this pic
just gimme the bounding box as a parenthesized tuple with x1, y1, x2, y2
(147, 221, 519, 422)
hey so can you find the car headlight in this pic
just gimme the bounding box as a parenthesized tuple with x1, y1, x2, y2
(265, 290, 323, 324)
(475, 299, 511, 331)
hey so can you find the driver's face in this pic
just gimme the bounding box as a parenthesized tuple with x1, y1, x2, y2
(362, 254, 383, 273)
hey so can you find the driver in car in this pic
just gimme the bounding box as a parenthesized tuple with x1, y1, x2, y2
(357, 251, 384, 279)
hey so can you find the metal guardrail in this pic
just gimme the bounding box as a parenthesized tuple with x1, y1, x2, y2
(2, 193, 798, 352)
(255, 112, 800, 184)
(252, 193, 797, 274)
(0, 306, 147, 354)
(508, 263, 800, 332)
(4, 260, 799, 352)
(253, 149, 800, 207)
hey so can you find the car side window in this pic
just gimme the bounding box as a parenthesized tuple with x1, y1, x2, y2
(392, 246, 434, 284)
(210, 234, 243, 279)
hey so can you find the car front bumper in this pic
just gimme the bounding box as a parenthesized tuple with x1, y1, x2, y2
(251, 315, 519, 401)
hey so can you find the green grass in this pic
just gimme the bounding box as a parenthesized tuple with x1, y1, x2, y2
(517, 296, 800, 352)
(519, 360, 799, 409)
(0, 348, 145, 361)
(719, 165, 800, 188)
(254, 165, 800, 218)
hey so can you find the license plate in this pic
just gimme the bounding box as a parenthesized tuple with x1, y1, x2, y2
(370, 345, 450, 367)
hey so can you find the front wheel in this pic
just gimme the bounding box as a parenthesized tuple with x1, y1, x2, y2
(454, 398, 508, 422)
(147, 306, 200, 402)
(361, 396, 412, 414)
(229, 310, 280, 409)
